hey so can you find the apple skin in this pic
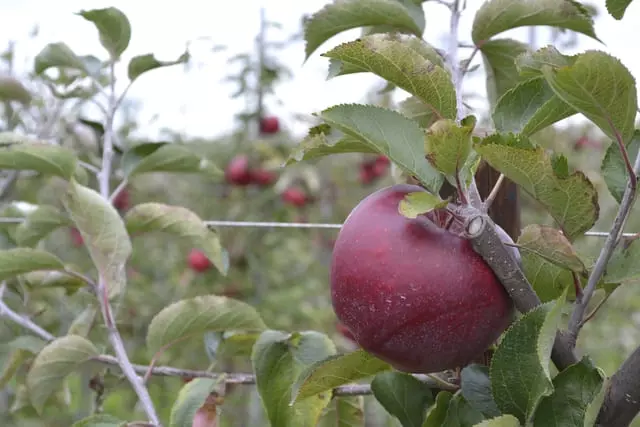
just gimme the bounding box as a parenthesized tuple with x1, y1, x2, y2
(281, 187, 307, 207)
(112, 188, 130, 211)
(188, 249, 212, 273)
(330, 184, 514, 374)
(225, 155, 252, 186)
(259, 116, 280, 134)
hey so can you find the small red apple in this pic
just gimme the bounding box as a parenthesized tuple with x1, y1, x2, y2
(225, 155, 252, 186)
(259, 116, 280, 134)
(70, 228, 83, 247)
(330, 184, 514, 374)
(112, 188, 130, 211)
(251, 168, 277, 186)
(281, 187, 307, 207)
(188, 249, 211, 273)
(358, 163, 375, 185)
(375, 155, 390, 167)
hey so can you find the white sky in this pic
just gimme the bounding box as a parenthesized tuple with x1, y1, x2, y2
(1, 0, 639, 140)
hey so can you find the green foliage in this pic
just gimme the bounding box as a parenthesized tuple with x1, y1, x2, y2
(371, 371, 433, 427)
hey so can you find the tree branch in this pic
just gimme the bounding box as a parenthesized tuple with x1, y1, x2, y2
(568, 147, 640, 344)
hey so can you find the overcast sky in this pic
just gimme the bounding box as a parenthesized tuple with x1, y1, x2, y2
(1, 0, 639, 140)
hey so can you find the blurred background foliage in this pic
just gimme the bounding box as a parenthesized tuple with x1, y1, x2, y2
(0, 5, 639, 427)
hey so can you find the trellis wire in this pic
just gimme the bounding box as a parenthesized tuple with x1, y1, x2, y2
(0, 216, 633, 237)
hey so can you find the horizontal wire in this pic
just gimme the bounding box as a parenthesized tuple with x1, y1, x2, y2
(0, 216, 634, 237)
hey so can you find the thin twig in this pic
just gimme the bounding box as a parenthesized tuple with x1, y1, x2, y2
(568, 148, 640, 345)
(0, 283, 55, 342)
(79, 160, 101, 175)
(95, 61, 161, 426)
(109, 179, 128, 203)
(483, 173, 505, 212)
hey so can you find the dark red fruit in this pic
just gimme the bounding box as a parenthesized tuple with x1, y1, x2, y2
(251, 168, 277, 186)
(259, 116, 280, 134)
(225, 155, 252, 186)
(330, 184, 514, 374)
(281, 187, 307, 207)
(70, 228, 83, 247)
(188, 249, 212, 273)
(358, 164, 375, 184)
(112, 188, 130, 211)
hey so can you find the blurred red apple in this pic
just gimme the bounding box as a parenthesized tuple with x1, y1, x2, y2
(259, 116, 280, 134)
(188, 249, 211, 273)
(225, 155, 252, 186)
(331, 184, 514, 374)
(70, 228, 83, 247)
(251, 168, 277, 186)
(281, 187, 307, 207)
(112, 188, 130, 210)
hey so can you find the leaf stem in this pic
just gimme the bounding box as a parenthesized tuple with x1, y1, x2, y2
(483, 173, 505, 212)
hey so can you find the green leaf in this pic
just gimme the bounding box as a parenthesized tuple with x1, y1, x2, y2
(287, 126, 377, 165)
(63, 180, 132, 300)
(514, 46, 575, 79)
(0, 248, 65, 281)
(606, 0, 634, 19)
(128, 52, 190, 81)
(425, 116, 477, 176)
(304, 0, 424, 59)
(291, 348, 391, 402)
(328, 34, 444, 78)
(67, 305, 98, 337)
(323, 35, 456, 120)
(0, 75, 32, 104)
(602, 130, 640, 204)
(72, 414, 127, 427)
(460, 365, 501, 418)
(473, 415, 521, 426)
(252, 330, 337, 427)
(122, 143, 220, 177)
(371, 371, 434, 427)
(0, 348, 31, 387)
(423, 391, 453, 427)
(7, 336, 48, 354)
(21, 270, 86, 294)
(604, 238, 640, 283)
(480, 39, 530, 108)
(533, 357, 604, 427)
(519, 242, 574, 303)
(399, 96, 440, 129)
(146, 295, 266, 355)
(474, 133, 599, 240)
(26, 335, 99, 414)
(492, 77, 575, 135)
(0, 141, 78, 179)
(125, 203, 228, 274)
(78, 7, 131, 59)
(490, 289, 568, 423)
(398, 192, 447, 219)
(34, 42, 87, 75)
(471, 0, 598, 44)
(169, 378, 222, 427)
(441, 392, 485, 426)
(317, 104, 443, 194)
(542, 50, 637, 145)
(517, 225, 586, 274)
(336, 396, 365, 427)
(15, 206, 71, 247)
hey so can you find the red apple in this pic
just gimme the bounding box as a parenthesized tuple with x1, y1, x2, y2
(330, 184, 514, 374)
(358, 162, 375, 185)
(375, 155, 390, 167)
(259, 116, 280, 134)
(251, 168, 277, 186)
(225, 155, 252, 186)
(70, 228, 83, 247)
(112, 188, 130, 211)
(281, 187, 307, 207)
(188, 249, 211, 273)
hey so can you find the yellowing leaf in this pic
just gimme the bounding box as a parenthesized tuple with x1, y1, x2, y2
(398, 192, 447, 219)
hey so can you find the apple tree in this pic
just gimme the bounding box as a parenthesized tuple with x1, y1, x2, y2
(0, 1, 639, 427)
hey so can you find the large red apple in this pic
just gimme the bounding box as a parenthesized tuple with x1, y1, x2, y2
(259, 116, 280, 134)
(330, 184, 514, 374)
(225, 155, 252, 186)
(188, 249, 211, 273)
